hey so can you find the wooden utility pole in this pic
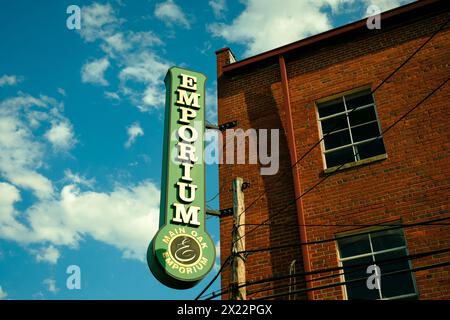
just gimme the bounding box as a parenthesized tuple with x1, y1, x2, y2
(230, 177, 246, 300)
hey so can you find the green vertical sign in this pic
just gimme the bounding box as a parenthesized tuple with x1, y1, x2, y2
(147, 67, 215, 289)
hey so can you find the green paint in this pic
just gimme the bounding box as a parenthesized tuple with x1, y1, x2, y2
(148, 67, 215, 289)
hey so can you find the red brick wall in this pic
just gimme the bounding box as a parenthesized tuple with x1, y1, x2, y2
(217, 8, 450, 300)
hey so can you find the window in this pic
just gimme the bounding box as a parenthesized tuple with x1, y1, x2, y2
(337, 228, 418, 300)
(317, 88, 386, 168)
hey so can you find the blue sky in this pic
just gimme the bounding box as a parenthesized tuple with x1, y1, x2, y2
(0, 0, 413, 300)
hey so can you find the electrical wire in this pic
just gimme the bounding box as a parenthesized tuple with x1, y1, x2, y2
(194, 255, 232, 300)
(232, 16, 449, 222)
(206, 176, 232, 204)
(253, 260, 450, 300)
(202, 246, 450, 300)
(237, 216, 450, 255)
(240, 222, 450, 228)
(232, 76, 449, 247)
(199, 205, 449, 298)
(205, 247, 450, 299)
(200, 202, 449, 298)
(200, 216, 450, 299)
(195, 16, 450, 301)
(245, 246, 450, 297)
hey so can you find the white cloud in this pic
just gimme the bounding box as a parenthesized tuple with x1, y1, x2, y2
(119, 53, 166, 84)
(101, 31, 163, 57)
(105, 91, 121, 101)
(339, 0, 414, 17)
(45, 121, 76, 151)
(209, 0, 227, 19)
(0, 75, 22, 87)
(64, 169, 95, 189)
(57, 88, 66, 96)
(128, 31, 163, 48)
(0, 94, 69, 199)
(215, 240, 220, 258)
(78, 3, 120, 42)
(0, 180, 160, 261)
(154, 0, 191, 29)
(81, 58, 110, 86)
(77, 3, 169, 111)
(208, 0, 412, 57)
(0, 286, 7, 300)
(43, 278, 58, 294)
(102, 32, 131, 53)
(206, 84, 218, 123)
(28, 182, 160, 260)
(0, 91, 81, 244)
(208, 0, 335, 57)
(78, 2, 162, 52)
(0, 94, 47, 109)
(0, 93, 76, 200)
(0, 182, 20, 220)
(213, 240, 221, 271)
(32, 245, 60, 264)
(363, 0, 413, 13)
(5, 172, 53, 200)
(125, 122, 144, 148)
(119, 52, 170, 110)
(0, 182, 30, 243)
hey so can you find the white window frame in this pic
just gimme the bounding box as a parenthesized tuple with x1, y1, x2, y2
(336, 230, 419, 300)
(317, 89, 385, 169)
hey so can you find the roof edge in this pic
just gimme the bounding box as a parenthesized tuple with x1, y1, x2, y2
(221, 0, 445, 74)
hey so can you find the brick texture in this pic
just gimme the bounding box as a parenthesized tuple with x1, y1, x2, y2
(216, 5, 450, 300)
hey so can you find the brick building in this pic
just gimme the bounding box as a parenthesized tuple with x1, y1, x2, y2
(216, 0, 449, 300)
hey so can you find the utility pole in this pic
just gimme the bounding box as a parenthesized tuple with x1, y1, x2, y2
(230, 177, 246, 300)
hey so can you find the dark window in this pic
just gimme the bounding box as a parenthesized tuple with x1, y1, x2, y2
(337, 228, 418, 300)
(317, 89, 386, 168)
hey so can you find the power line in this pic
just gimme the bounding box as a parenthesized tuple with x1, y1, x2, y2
(240, 222, 450, 228)
(198, 216, 449, 299)
(201, 217, 450, 300)
(203, 246, 450, 300)
(232, 76, 449, 247)
(237, 216, 450, 255)
(198, 16, 450, 302)
(194, 255, 231, 300)
(206, 176, 232, 204)
(231, 16, 449, 222)
(246, 246, 450, 297)
(287, 13, 450, 175)
(253, 260, 450, 300)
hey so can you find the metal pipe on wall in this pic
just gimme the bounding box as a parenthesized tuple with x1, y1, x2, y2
(278, 54, 314, 300)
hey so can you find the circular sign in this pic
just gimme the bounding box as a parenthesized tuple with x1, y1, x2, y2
(169, 234, 202, 266)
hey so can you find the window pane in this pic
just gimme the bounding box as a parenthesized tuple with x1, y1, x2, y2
(321, 114, 348, 134)
(351, 122, 380, 142)
(355, 139, 386, 160)
(375, 250, 416, 299)
(324, 130, 351, 150)
(343, 256, 379, 300)
(371, 228, 406, 252)
(349, 107, 377, 126)
(318, 98, 345, 118)
(325, 146, 355, 167)
(345, 90, 374, 110)
(338, 233, 370, 258)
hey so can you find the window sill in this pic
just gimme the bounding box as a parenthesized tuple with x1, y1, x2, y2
(324, 153, 388, 174)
